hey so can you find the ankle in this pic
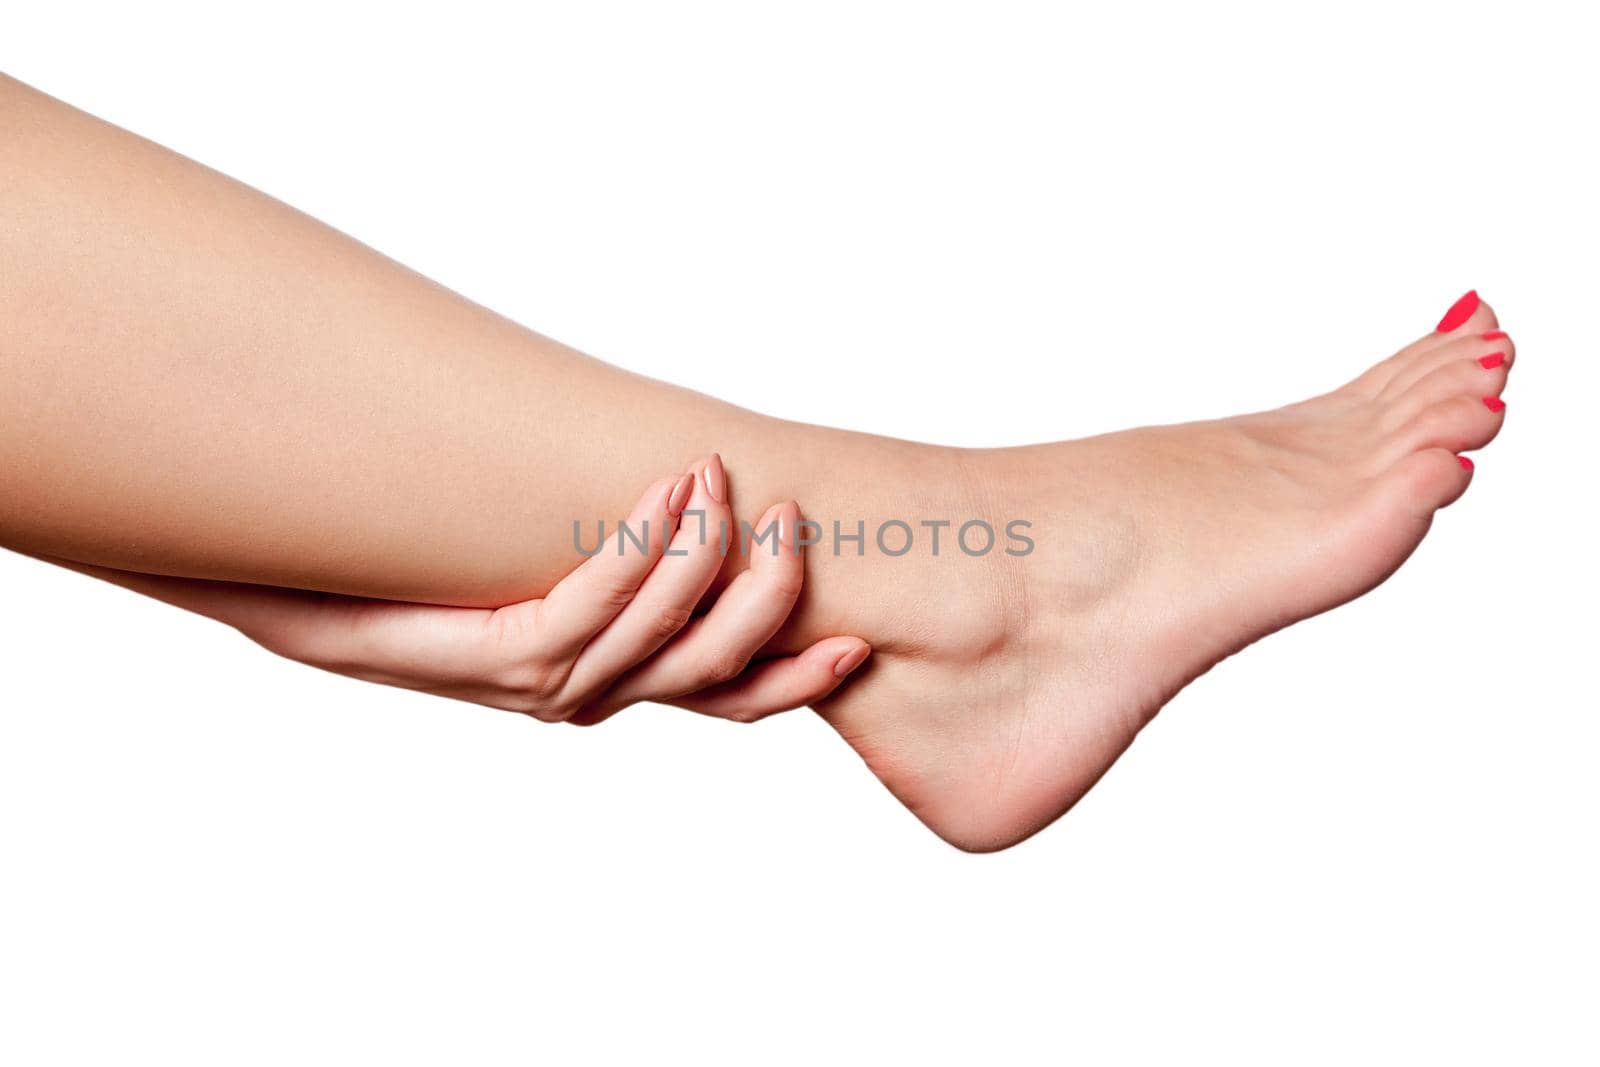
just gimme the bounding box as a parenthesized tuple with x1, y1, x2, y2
(789, 440, 1023, 662)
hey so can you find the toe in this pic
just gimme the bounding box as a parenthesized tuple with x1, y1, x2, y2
(1432, 289, 1494, 335)
(1348, 447, 1472, 584)
(1379, 330, 1515, 401)
(1374, 447, 1474, 521)
(1421, 290, 1501, 349)
(1380, 392, 1506, 467)
(1354, 292, 1504, 395)
(1383, 343, 1511, 425)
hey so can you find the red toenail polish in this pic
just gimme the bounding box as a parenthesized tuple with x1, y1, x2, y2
(1458, 455, 1474, 472)
(1483, 396, 1506, 413)
(1482, 330, 1508, 341)
(1478, 353, 1505, 369)
(1435, 290, 1479, 332)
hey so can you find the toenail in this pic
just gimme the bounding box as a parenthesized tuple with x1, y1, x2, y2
(1482, 330, 1509, 341)
(1458, 454, 1474, 471)
(1436, 290, 1480, 332)
(1478, 353, 1506, 369)
(1483, 396, 1506, 413)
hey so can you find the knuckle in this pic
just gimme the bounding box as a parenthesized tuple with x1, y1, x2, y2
(525, 702, 573, 723)
(648, 604, 695, 640)
(598, 578, 639, 613)
(488, 604, 545, 655)
(765, 566, 805, 601)
(498, 659, 571, 713)
(697, 649, 748, 686)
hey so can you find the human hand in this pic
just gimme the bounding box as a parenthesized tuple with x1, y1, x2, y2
(60, 455, 870, 723)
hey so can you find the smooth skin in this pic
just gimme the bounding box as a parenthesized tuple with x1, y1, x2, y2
(48, 458, 871, 724)
(0, 75, 1512, 850)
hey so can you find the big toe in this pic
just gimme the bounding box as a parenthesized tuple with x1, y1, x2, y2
(1432, 288, 1495, 335)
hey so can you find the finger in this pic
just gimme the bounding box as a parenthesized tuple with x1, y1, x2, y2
(530, 472, 693, 656)
(567, 636, 871, 728)
(579, 498, 804, 718)
(561, 454, 733, 699)
(670, 636, 872, 723)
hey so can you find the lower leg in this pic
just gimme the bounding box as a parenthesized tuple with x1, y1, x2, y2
(0, 73, 924, 635)
(0, 77, 1513, 849)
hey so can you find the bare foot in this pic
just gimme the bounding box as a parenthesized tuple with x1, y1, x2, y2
(816, 291, 1511, 851)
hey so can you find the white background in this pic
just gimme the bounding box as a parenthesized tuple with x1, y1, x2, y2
(2, 2, 1595, 1063)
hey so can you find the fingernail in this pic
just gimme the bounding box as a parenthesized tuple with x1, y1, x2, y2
(1481, 330, 1508, 341)
(1477, 352, 1505, 370)
(778, 500, 800, 550)
(702, 453, 727, 504)
(1458, 455, 1474, 472)
(667, 474, 695, 517)
(833, 644, 871, 678)
(1483, 395, 1506, 413)
(1435, 290, 1479, 332)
